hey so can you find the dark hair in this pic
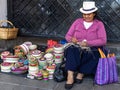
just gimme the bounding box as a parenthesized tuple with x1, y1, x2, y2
(93, 11, 97, 19)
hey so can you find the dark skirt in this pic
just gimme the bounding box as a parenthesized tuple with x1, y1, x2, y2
(64, 45, 106, 74)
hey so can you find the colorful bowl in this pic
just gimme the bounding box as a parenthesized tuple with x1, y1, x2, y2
(53, 44, 64, 53)
(20, 44, 29, 54)
(4, 55, 19, 63)
(11, 66, 28, 74)
(1, 51, 10, 60)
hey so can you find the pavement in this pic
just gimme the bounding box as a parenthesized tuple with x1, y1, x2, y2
(0, 72, 120, 90)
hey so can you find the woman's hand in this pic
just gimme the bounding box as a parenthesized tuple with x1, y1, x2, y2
(71, 37, 78, 44)
(78, 40, 88, 47)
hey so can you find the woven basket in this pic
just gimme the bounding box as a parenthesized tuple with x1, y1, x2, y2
(0, 20, 18, 39)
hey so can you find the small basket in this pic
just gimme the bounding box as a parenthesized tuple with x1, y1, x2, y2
(0, 20, 18, 39)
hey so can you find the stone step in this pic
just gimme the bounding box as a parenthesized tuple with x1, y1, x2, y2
(0, 37, 120, 76)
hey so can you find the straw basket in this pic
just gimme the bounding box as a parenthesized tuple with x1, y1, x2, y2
(0, 20, 18, 39)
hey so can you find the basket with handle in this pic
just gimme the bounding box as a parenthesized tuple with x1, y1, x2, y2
(0, 20, 18, 39)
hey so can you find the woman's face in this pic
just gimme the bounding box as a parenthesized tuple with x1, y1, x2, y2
(83, 13, 95, 22)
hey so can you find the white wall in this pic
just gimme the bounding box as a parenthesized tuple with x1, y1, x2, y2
(0, 0, 7, 20)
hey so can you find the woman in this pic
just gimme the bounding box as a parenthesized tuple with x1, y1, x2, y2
(64, 1, 107, 89)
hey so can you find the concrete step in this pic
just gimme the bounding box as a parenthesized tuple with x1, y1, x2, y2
(107, 43, 120, 76)
(107, 43, 120, 59)
(0, 37, 120, 76)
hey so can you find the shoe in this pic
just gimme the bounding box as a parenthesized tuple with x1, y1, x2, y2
(75, 78, 83, 84)
(65, 83, 73, 90)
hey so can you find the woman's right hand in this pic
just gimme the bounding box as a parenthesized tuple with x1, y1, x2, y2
(71, 37, 78, 44)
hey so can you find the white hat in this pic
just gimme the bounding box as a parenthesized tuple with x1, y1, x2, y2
(80, 1, 98, 14)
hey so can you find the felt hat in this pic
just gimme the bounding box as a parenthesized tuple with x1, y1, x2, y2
(80, 1, 98, 14)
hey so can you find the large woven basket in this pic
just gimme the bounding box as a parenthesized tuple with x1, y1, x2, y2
(0, 20, 18, 39)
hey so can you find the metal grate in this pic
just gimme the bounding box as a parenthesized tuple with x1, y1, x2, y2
(7, 0, 120, 42)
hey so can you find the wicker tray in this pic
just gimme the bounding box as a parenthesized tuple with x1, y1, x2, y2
(0, 20, 18, 39)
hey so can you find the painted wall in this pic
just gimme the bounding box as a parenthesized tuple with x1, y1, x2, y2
(0, 0, 7, 20)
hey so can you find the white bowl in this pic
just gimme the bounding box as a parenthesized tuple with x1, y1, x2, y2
(29, 45, 37, 50)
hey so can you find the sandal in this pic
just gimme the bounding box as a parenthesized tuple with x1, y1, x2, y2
(65, 83, 74, 90)
(75, 78, 83, 84)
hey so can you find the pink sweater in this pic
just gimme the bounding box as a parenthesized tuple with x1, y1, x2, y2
(65, 18, 107, 47)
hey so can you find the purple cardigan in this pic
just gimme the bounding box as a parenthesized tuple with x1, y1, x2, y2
(65, 18, 107, 47)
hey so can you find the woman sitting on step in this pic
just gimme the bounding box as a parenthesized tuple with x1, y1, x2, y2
(64, 1, 107, 90)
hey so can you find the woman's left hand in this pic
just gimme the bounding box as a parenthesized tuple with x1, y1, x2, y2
(78, 40, 88, 47)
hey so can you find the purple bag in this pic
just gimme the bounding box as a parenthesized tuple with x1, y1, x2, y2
(95, 48, 118, 85)
(108, 56, 118, 83)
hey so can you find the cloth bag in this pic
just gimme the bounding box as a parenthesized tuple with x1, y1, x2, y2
(95, 48, 118, 85)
